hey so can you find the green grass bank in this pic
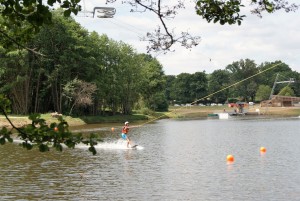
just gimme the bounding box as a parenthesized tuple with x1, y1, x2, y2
(1, 106, 300, 128)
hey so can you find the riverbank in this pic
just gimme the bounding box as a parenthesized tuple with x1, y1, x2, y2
(167, 105, 300, 118)
(0, 113, 152, 128)
(1, 106, 300, 128)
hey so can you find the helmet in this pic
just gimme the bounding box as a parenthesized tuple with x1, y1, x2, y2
(125, 121, 129, 125)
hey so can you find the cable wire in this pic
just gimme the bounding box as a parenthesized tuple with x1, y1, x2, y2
(138, 62, 283, 127)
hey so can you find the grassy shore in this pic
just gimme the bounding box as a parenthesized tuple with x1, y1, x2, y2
(166, 105, 300, 118)
(1, 105, 299, 128)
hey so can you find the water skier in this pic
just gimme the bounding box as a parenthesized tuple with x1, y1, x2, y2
(121, 121, 132, 148)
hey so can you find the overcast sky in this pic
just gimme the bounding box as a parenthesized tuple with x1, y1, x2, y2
(74, 0, 300, 75)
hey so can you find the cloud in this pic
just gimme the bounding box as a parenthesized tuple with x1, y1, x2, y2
(74, 0, 300, 75)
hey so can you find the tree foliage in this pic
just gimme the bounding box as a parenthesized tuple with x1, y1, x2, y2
(208, 69, 230, 103)
(225, 59, 259, 101)
(196, 0, 245, 25)
(255, 85, 272, 101)
(139, 54, 167, 111)
(63, 78, 97, 115)
(0, 12, 168, 154)
(168, 72, 208, 104)
(165, 60, 299, 105)
(0, 0, 81, 55)
(0, 95, 100, 155)
(0, 0, 80, 27)
(278, 86, 295, 96)
(195, 0, 298, 26)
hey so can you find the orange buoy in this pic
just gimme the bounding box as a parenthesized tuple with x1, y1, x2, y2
(54, 127, 58, 132)
(260, 147, 266, 153)
(111, 127, 115, 132)
(227, 155, 234, 162)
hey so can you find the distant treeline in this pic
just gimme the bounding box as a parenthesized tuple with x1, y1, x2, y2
(1, 11, 299, 116)
(167, 60, 300, 106)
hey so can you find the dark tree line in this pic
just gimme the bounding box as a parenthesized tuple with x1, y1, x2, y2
(0, 11, 167, 116)
(1, 15, 300, 116)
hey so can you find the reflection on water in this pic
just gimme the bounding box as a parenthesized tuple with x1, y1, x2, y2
(1, 117, 300, 200)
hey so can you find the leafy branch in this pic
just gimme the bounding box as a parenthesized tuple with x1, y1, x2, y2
(107, 0, 298, 52)
(110, 0, 200, 53)
(0, 95, 100, 155)
(0, 28, 45, 56)
(1, 0, 298, 54)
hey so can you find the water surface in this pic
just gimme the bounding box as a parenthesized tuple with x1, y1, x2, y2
(1, 117, 300, 200)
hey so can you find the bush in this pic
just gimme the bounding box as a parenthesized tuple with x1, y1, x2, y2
(139, 107, 155, 116)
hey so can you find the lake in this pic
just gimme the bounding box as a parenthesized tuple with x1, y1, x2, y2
(1, 116, 300, 200)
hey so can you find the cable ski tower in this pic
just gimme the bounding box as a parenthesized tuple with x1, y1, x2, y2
(80, 0, 116, 18)
(269, 73, 295, 100)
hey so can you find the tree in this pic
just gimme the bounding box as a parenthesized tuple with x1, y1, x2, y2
(189, 72, 208, 103)
(165, 75, 176, 104)
(0, 13, 107, 154)
(247, 81, 258, 102)
(255, 85, 272, 101)
(0, 49, 32, 114)
(226, 59, 259, 101)
(257, 61, 294, 87)
(146, 92, 168, 112)
(117, 43, 143, 115)
(195, 0, 298, 25)
(278, 86, 295, 96)
(169, 72, 208, 104)
(29, 10, 92, 114)
(171, 73, 193, 104)
(290, 72, 300, 97)
(63, 78, 97, 115)
(0, 1, 81, 55)
(208, 69, 230, 103)
(139, 54, 167, 111)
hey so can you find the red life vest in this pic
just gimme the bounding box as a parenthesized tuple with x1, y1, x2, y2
(122, 126, 129, 134)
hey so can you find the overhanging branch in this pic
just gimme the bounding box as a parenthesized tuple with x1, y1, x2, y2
(0, 29, 45, 57)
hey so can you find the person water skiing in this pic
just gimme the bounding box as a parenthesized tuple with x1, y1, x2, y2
(121, 121, 132, 148)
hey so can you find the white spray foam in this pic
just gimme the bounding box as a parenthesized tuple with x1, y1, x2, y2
(76, 139, 144, 150)
(12, 138, 143, 150)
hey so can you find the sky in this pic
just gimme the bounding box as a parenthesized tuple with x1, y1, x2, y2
(74, 0, 300, 75)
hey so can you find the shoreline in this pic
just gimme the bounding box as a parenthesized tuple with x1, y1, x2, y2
(1, 106, 300, 128)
